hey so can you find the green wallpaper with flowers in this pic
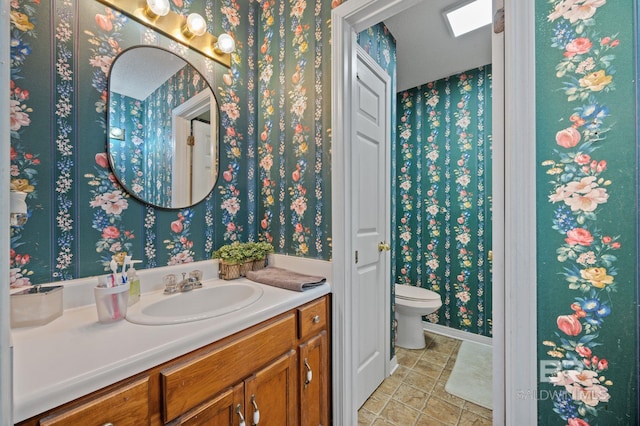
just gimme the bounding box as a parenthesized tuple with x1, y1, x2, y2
(397, 67, 493, 337)
(9, 0, 334, 286)
(536, 0, 638, 424)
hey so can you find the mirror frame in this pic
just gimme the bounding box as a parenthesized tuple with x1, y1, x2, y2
(106, 45, 221, 209)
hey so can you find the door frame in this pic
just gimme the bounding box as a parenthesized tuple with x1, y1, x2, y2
(331, 0, 538, 425)
(171, 90, 216, 207)
(1, 0, 13, 422)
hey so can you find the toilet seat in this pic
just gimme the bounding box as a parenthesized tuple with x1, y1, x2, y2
(395, 284, 440, 302)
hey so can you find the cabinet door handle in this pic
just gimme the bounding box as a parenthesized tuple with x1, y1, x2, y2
(251, 394, 260, 425)
(312, 315, 321, 324)
(304, 358, 313, 386)
(102, 424, 115, 426)
(236, 404, 246, 426)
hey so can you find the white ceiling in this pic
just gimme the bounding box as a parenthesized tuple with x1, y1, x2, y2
(110, 48, 186, 101)
(384, 0, 492, 92)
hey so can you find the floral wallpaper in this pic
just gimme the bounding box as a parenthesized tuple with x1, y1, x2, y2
(396, 67, 493, 337)
(9, 0, 334, 286)
(536, 0, 638, 424)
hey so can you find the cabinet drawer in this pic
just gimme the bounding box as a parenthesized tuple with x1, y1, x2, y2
(297, 297, 327, 340)
(39, 377, 149, 426)
(162, 313, 296, 422)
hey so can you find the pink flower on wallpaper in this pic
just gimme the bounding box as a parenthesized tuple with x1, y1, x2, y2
(565, 186, 608, 212)
(556, 126, 581, 148)
(220, 102, 240, 121)
(95, 13, 112, 32)
(574, 383, 611, 407)
(259, 155, 273, 171)
(221, 6, 240, 27)
(563, 0, 607, 23)
(564, 37, 593, 57)
(565, 228, 593, 246)
(575, 345, 592, 358)
(574, 153, 591, 165)
(10, 267, 31, 288)
(101, 226, 120, 239)
(89, 55, 113, 74)
(291, 0, 306, 18)
(9, 99, 30, 131)
(168, 250, 194, 265)
(90, 191, 128, 215)
(222, 198, 240, 215)
(95, 152, 109, 168)
(171, 220, 183, 234)
(291, 197, 307, 216)
(549, 176, 608, 212)
(557, 314, 582, 336)
(568, 418, 590, 426)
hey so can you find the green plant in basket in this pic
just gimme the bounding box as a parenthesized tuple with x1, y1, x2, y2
(212, 241, 274, 264)
(212, 242, 246, 265)
(254, 241, 274, 259)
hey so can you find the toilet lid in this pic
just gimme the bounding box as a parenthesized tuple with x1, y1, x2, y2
(395, 284, 440, 301)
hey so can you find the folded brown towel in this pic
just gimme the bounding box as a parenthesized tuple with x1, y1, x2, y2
(246, 266, 326, 292)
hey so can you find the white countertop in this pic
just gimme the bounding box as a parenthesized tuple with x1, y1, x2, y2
(11, 256, 331, 422)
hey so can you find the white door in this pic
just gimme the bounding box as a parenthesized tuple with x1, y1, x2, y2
(191, 119, 214, 203)
(353, 46, 390, 409)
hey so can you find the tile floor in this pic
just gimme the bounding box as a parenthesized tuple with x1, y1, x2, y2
(358, 332, 492, 425)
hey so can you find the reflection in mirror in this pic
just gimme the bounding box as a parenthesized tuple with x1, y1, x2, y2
(108, 46, 219, 209)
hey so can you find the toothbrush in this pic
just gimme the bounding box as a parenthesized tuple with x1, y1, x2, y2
(109, 258, 122, 320)
(109, 259, 119, 287)
(122, 255, 132, 284)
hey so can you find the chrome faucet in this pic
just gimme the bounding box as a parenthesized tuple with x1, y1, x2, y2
(178, 273, 196, 292)
(164, 272, 202, 294)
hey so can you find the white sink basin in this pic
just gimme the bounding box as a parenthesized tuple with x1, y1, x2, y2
(126, 282, 264, 325)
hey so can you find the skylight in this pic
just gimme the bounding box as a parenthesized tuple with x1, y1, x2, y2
(444, 0, 492, 38)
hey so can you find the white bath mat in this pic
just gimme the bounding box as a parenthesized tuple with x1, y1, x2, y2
(445, 340, 493, 409)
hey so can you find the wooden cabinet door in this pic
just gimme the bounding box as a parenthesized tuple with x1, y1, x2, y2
(172, 383, 244, 426)
(244, 350, 298, 426)
(299, 331, 329, 426)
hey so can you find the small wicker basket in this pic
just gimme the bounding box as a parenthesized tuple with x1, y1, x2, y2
(252, 257, 267, 271)
(239, 260, 254, 277)
(219, 261, 241, 280)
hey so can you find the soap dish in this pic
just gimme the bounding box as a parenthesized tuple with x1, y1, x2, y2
(10, 285, 63, 328)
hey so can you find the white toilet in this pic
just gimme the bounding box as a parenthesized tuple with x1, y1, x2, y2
(395, 284, 442, 349)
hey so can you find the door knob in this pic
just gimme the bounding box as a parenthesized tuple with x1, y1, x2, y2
(378, 242, 391, 252)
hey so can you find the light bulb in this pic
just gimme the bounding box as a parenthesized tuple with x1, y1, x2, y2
(214, 33, 236, 54)
(185, 13, 207, 37)
(145, 0, 170, 19)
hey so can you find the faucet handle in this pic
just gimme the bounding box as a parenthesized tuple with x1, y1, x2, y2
(189, 270, 203, 288)
(163, 273, 178, 294)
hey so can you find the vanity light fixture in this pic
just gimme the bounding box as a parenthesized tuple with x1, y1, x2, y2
(96, 0, 231, 68)
(183, 13, 207, 38)
(144, 0, 170, 20)
(214, 33, 236, 54)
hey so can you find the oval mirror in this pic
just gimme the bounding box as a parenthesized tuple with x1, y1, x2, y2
(107, 46, 219, 209)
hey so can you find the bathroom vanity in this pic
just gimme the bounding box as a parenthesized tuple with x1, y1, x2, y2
(12, 259, 331, 425)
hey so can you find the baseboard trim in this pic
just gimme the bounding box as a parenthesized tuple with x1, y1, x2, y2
(389, 356, 399, 376)
(422, 321, 492, 347)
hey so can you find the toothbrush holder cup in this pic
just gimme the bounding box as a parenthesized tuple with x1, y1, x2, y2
(94, 282, 130, 323)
